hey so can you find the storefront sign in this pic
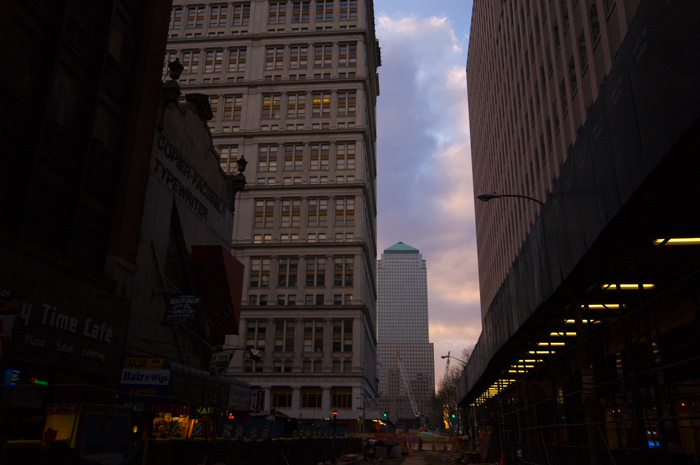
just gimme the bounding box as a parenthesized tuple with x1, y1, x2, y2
(120, 369, 170, 399)
(153, 134, 227, 221)
(123, 358, 164, 370)
(31, 377, 48, 386)
(162, 294, 201, 325)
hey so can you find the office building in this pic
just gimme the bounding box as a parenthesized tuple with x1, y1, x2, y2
(462, 1, 700, 464)
(377, 242, 435, 429)
(165, 0, 381, 426)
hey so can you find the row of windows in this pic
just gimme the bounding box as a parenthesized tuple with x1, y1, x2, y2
(269, 386, 353, 409)
(170, 3, 250, 30)
(188, 91, 357, 134)
(268, 1, 357, 24)
(245, 319, 353, 355)
(254, 197, 355, 229)
(169, 1, 358, 32)
(252, 232, 355, 243)
(249, 293, 353, 306)
(250, 256, 353, 288)
(165, 43, 357, 79)
(254, 141, 356, 172)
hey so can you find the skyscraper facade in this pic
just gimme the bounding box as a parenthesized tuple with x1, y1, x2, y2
(165, 0, 381, 425)
(462, 1, 700, 463)
(377, 243, 435, 429)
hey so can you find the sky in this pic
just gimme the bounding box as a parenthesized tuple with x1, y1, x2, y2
(372, 0, 479, 385)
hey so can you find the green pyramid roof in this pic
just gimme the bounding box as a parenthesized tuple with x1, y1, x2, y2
(384, 242, 419, 253)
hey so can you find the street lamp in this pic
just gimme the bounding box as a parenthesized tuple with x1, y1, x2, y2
(441, 354, 468, 364)
(477, 192, 544, 206)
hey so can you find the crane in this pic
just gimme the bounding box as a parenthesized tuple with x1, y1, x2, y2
(395, 348, 420, 417)
(444, 350, 451, 376)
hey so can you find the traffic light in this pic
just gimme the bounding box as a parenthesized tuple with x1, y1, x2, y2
(383, 410, 387, 417)
(451, 414, 456, 419)
(332, 409, 338, 417)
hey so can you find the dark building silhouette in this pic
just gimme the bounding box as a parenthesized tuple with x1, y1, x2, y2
(462, 1, 700, 464)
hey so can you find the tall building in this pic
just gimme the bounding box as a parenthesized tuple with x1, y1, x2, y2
(462, 1, 700, 464)
(165, 0, 381, 425)
(377, 242, 435, 430)
(0, 0, 175, 441)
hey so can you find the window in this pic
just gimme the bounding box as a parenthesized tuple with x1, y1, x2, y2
(203, 50, 223, 74)
(219, 145, 239, 173)
(289, 45, 308, 69)
(578, 31, 588, 71)
(228, 48, 247, 72)
(305, 294, 325, 305)
(284, 145, 304, 171)
(306, 257, 326, 286)
(561, 0, 569, 30)
(273, 360, 293, 372)
(303, 321, 324, 352)
(272, 387, 292, 407)
(278, 257, 299, 288)
(307, 199, 328, 228)
(316, 0, 334, 22)
(590, 4, 600, 43)
(246, 320, 267, 350)
(553, 22, 561, 55)
(337, 91, 356, 117)
(560, 79, 569, 115)
(181, 51, 199, 74)
(310, 143, 329, 170)
(245, 320, 265, 372)
(552, 101, 560, 133)
(262, 94, 281, 119)
(312, 92, 331, 117)
(568, 56, 577, 94)
(292, 1, 311, 22)
(331, 386, 352, 409)
(336, 142, 355, 170)
(339, 0, 357, 20)
(275, 320, 295, 352)
(333, 294, 352, 305)
(333, 257, 353, 286)
(222, 95, 242, 121)
(333, 319, 352, 352)
(302, 387, 323, 407)
(314, 44, 333, 68)
(265, 46, 284, 71)
(254, 200, 275, 228)
(258, 145, 278, 172)
(209, 5, 228, 27)
(250, 257, 271, 287)
(232, 2, 251, 26)
(268, 2, 286, 23)
(170, 7, 183, 30)
(280, 199, 301, 228)
(338, 43, 356, 67)
(186, 5, 205, 28)
(287, 93, 306, 118)
(334, 197, 354, 226)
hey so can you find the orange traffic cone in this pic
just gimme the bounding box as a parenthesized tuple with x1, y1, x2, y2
(499, 452, 505, 465)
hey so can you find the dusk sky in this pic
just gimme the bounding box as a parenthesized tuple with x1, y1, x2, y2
(373, 1, 479, 384)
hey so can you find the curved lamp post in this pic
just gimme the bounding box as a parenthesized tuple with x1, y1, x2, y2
(477, 192, 544, 206)
(441, 354, 468, 364)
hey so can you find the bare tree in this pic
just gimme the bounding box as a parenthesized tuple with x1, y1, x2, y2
(436, 346, 473, 433)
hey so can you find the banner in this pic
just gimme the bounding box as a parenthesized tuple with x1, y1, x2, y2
(162, 294, 202, 325)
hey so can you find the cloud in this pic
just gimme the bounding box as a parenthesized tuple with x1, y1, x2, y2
(375, 13, 481, 380)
